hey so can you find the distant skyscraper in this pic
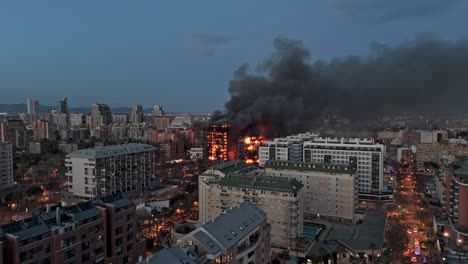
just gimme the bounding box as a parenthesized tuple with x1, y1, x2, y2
(56, 97, 68, 114)
(26, 98, 39, 123)
(89, 103, 112, 130)
(130, 105, 144, 124)
(153, 105, 164, 116)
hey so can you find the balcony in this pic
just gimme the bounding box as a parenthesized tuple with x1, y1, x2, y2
(237, 234, 261, 256)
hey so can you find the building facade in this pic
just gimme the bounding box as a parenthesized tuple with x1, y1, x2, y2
(204, 124, 229, 165)
(199, 170, 304, 251)
(258, 132, 319, 166)
(130, 105, 144, 124)
(0, 142, 13, 189)
(32, 120, 50, 141)
(0, 192, 145, 264)
(27, 98, 39, 123)
(264, 160, 358, 223)
(302, 137, 386, 196)
(444, 161, 468, 252)
(65, 143, 155, 201)
(0, 119, 30, 149)
(88, 103, 112, 130)
(56, 98, 68, 115)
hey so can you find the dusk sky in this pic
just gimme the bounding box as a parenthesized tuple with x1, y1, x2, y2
(0, 0, 467, 113)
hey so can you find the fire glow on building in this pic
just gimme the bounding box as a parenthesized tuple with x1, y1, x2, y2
(238, 135, 265, 164)
(204, 124, 229, 164)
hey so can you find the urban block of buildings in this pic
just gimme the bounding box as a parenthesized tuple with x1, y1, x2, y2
(259, 135, 389, 201)
(0, 192, 145, 264)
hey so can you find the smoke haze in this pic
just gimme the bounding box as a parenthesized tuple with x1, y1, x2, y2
(217, 35, 468, 138)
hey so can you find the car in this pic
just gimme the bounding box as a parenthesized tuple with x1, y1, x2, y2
(411, 256, 418, 263)
(415, 246, 421, 256)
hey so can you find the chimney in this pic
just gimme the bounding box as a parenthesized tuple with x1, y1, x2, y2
(56, 207, 61, 225)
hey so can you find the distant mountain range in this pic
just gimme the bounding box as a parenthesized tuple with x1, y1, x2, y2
(0, 103, 151, 114)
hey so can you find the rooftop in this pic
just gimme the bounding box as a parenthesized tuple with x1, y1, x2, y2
(339, 209, 386, 251)
(66, 143, 155, 159)
(145, 247, 196, 264)
(206, 161, 252, 174)
(453, 161, 468, 177)
(215, 174, 304, 193)
(0, 192, 131, 243)
(265, 160, 356, 174)
(198, 202, 267, 250)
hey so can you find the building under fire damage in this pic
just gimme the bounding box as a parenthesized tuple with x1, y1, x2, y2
(238, 135, 266, 164)
(203, 124, 229, 165)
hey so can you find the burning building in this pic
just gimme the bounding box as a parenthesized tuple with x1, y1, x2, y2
(238, 135, 265, 164)
(204, 124, 229, 164)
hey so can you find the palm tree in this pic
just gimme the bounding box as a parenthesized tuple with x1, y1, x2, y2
(336, 244, 347, 264)
(279, 250, 290, 264)
(369, 242, 377, 264)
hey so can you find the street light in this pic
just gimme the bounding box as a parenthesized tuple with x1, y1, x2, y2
(444, 232, 449, 237)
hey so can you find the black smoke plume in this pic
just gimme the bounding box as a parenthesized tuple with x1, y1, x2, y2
(215, 35, 468, 139)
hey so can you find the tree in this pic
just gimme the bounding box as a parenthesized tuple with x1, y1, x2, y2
(278, 250, 290, 264)
(369, 242, 377, 264)
(26, 186, 43, 196)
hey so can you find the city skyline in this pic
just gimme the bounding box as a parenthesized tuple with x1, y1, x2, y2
(1, 1, 467, 112)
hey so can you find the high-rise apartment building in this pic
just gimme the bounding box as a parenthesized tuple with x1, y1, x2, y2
(302, 137, 386, 198)
(130, 105, 144, 124)
(174, 201, 270, 264)
(0, 142, 13, 189)
(0, 192, 145, 264)
(64, 143, 155, 201)
(69, 114, 84, 127)
(0, 119, 30, 149)
(444, 161, 468, 252)
(32, 120, 50, 141)
(259, 132, 319, 166)
(56, 97, 68, 114)
(264, 160, 358, 223)
(153, 105, 164, 116)
(199, 168, 305, 251)
(88, 103, 112, 130)
(204, 124, 229, 165)
(27, 98, 39, 123)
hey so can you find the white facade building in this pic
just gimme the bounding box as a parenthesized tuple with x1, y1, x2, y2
(260, 134, 387, 197)
(263, 160, 358, 223)
(258, 132, 319, 166)
(65, 143, 155, 201)
(303, 137, 386, 195)
(0, 142, 13, 189)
